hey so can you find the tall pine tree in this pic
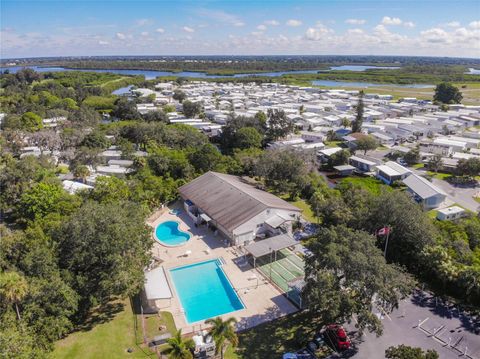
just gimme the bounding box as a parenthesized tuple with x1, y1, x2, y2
(352, 90, 364, 133)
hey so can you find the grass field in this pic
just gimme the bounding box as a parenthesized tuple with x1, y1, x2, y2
(309, 82, 480, 105)
(339, 176, 392, 195)
(426, 171, 452, 180)
(51, 299, 175, 359)
(288, 198, 316, 223)
(236, 311, 328, 359)
(324, 140, 344, 148)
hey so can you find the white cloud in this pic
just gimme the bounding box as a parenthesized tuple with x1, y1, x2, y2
(286, 19, 302, 27)
(2, 17, 479, 59)
(135, 18, 152, 26)
(250, 31, 264, 37)
(257, 24, 267, 31)
(141, 31, 149, 37)
(183, 26, 195, 33)
(196, 9, 244, 27)
(156, 28, 165, 33)
(420, 28, 449, 43)
(381, 16, 415, 28)
(345, 19, 366, 25)
(381, 16, 403, 26)
(305, 23, 333, 41)
(347, 28, 365, 35)
(470, 21, 480, 29)
(446, 21, 460, 28)
(264, 20, 280, 26)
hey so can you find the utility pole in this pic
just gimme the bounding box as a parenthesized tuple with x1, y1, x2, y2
(384, 229, 390, 259)
(269, 247, 272, 280)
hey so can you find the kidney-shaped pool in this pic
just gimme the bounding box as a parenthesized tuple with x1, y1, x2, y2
(154, 220, 191, 246)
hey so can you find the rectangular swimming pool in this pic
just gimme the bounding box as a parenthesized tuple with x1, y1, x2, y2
(169, 259, 244, 324)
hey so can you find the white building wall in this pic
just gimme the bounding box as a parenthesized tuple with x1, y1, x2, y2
(232, 208, 300, 246)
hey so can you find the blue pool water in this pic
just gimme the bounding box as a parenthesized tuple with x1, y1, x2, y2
(155, 221, 190, 246)
(170, 259, 244, 323)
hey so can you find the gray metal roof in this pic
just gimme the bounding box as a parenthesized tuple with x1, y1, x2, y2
(244, 234, 297, 258)
(333, 165, 356, 171)
(178, 172, 301, 233)
(384, 161, 411, 176)
(403, 174, 447, 199)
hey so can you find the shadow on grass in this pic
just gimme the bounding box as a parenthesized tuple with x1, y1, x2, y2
(76, 301, 125, 332)
(236, 311, 323, 359)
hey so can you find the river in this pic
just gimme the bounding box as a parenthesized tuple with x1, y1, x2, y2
(311, 80, 434, 89)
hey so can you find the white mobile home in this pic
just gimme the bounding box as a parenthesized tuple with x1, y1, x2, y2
(436, 206, 466, 221)
(376, 161, 412, 185)
(349, 156, 377, 173)
(403, 174, 447, 209)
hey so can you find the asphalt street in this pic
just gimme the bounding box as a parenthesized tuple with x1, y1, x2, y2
(330, 290, 480, 359)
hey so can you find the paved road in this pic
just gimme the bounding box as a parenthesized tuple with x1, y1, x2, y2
(334, 291, 480, 359)
(431, 178, 480, 212)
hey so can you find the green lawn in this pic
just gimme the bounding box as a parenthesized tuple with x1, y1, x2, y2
(324, 140, 343, 148)
(427, 209, 438, 220)
(51, 299, 176, 359)
(426, 171, 452, 180)
(288, 199, 316, 223)
(411, 163, 424, 169)
(50, 298, 330, 359)
(340, 176, 392, 195)
(235, 311, 329, 359)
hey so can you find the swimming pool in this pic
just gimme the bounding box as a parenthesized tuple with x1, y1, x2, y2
(155, 221, 190, 246)
(170, 259, 244, 323)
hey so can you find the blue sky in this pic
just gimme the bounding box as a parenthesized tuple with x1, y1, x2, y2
(1, 0, 479, 58)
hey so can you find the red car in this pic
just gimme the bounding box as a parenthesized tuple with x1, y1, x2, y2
(324, 324, 351, 351)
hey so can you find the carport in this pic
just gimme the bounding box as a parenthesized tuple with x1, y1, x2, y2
(243, 234, 297, 267)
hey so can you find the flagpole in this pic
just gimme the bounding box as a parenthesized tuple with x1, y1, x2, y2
(384, 228, 390, 259)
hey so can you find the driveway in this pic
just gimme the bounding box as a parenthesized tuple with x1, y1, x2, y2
(430, 178, 480, 212)
(409, 167, 479, 212)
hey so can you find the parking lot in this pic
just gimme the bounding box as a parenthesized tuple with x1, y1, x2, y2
(336, 290, 480, 359)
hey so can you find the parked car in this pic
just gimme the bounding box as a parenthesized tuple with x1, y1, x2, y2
(324, 324, 351, 351)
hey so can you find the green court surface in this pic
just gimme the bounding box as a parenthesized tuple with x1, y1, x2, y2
(255, 249, 305, 293)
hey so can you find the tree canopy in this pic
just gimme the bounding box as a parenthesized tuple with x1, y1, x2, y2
(356, 135, 378, 155)
(57, 201, 152, 311)
(304, 225, 414, 335)
(433, 82, 463, 104)
(385, 345, 439, 359)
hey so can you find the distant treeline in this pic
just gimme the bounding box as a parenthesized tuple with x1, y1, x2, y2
(150, 69, 480, 86)
(3, 55, 480, 74)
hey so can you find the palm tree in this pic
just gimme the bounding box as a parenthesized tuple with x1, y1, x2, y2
(205, 317, 238, 359)
(164, 329, 195, 359)
(0, 271, 28, 320)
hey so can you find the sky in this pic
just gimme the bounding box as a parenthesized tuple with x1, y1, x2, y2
(1, 0, 480, 59)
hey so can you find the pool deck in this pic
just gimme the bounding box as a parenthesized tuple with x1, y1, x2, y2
(147, 204, 298, 334)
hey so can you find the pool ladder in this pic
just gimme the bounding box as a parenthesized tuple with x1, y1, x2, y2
(218, 257, 227, 266)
